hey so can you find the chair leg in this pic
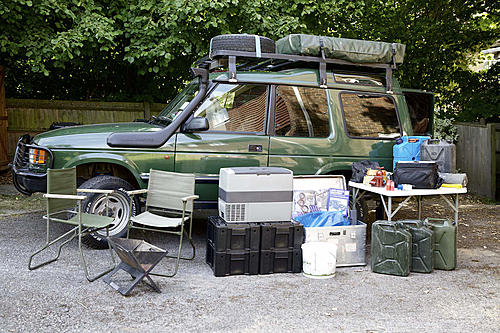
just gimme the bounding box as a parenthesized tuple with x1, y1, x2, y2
(165, 219, 195, 261)
(79, 227, 115, 282)
(28, 226, 78, 271)
(151, 226, 185, 278)
(105, 227, 116, 266)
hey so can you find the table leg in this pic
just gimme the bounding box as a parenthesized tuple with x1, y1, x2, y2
(439, 194, 460, 227)
(388, 196, 392, 222)
(352, 188, 359, 207)
(417, 196, 422, 220)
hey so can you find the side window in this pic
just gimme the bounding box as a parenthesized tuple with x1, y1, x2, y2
(275, 86, 330, 137)
(340, 93, 400, 138)
(194, 84, 267, 133)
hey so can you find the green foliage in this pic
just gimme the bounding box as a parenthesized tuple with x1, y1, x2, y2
(0, 0, 499, 116)
(434, 117, 459, 142)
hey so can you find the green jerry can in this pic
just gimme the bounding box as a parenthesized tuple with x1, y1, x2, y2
(371, 221, 412, 276)
(424, 218, 457, 270)
(398, 220, 434, 273)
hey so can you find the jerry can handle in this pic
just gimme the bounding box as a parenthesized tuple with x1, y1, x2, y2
(375, 221, 399, 229)
(424, 217, 455, 226)
(398, 220, 422, 228)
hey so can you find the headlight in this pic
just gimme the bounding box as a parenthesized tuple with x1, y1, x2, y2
(29, 148, 47, 165)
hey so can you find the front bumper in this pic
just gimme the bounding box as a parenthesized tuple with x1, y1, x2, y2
(12, 169, 47, 194)
(11, 135, 52, 195)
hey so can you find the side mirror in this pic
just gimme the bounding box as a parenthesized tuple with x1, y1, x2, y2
(182, 117, 209, 132)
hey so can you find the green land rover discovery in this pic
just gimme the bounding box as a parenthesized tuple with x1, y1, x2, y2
(12, 36, 433, 247)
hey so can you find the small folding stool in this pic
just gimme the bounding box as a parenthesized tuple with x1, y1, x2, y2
(103, 238, 168, 296)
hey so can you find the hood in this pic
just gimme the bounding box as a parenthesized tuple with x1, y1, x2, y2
(33, 122, 164, 149)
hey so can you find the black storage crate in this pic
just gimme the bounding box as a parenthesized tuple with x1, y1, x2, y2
(260, 249, 302, 274)
(206, 241, 259, 277)
(207, 216, 260, 251)
(261, 221, 304, 251)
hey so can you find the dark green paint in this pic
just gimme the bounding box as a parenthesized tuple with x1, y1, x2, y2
(424, 218, 457, 271)
(398, 220, 434, 273)
(25, 68, 420, 202)
(371, 221, 412, 277)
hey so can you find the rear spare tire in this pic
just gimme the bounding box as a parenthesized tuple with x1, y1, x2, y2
(210, 34, 275, 55)
(79, 175, 139, 249)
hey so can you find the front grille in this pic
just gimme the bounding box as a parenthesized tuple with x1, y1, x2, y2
(14, 136, 30, 169)
(12, 135, 53, 171)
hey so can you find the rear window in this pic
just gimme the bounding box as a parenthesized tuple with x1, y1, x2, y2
(340, 92, 401, 138)
(404, 91, 433, 135)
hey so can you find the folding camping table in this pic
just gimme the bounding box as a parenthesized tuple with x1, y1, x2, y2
(348, 181, 467, 224)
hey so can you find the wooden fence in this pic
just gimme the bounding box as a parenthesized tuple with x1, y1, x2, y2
(5, 99, 166, 158)
(456, 122, 500, 200)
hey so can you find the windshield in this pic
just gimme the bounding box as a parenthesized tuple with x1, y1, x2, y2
(156, 79, 199, 123)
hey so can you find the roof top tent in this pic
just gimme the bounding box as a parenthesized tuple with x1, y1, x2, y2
(204, 34, 405, 94)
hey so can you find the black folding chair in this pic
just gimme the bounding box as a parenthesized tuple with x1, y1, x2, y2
(103, 238, 168, 296)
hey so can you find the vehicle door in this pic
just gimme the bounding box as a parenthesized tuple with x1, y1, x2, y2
(268, 85, 334, 175)
(402, 89, 434, 136)
(331, 89, 405, 171)
(175, 83, 270, 203)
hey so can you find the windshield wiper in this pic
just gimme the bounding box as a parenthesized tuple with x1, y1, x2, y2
(149, 116, 172, 126)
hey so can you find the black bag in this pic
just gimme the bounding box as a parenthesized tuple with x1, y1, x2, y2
(393, 161, 442, 189)
(351, 160, 380, 183)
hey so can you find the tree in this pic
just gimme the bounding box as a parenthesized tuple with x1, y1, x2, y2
(0, 0, 498, 120)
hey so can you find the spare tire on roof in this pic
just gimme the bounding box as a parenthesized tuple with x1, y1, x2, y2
(209, 34, 275, 58)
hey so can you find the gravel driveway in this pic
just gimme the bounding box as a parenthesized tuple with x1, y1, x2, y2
(1, 208, 499, 332)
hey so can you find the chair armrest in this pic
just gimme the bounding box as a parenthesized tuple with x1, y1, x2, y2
(43, 193, 87, 200)
(77, 189, 114, 194)
(126, 189, 148, 196)
(181, 195, 199, 202)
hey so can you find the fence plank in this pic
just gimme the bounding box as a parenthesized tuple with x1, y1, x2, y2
(456, 122, 498, 199)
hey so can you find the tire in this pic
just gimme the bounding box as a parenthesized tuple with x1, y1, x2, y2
(351, 197, 369, 223)
(210, 34, 275, 54)
(79, 176, 139, 249)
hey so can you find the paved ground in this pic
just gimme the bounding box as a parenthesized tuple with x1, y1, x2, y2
(1, 209, 499, 332)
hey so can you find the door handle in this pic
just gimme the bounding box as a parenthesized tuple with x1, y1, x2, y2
(248, 144, 263, 152)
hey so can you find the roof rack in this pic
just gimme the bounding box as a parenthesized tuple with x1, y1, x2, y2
(205, 49, 398, 93)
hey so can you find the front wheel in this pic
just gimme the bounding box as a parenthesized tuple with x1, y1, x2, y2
(79, 176, 139, 249)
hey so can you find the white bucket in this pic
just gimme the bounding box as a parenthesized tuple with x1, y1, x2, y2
(301, 241, 338, 279)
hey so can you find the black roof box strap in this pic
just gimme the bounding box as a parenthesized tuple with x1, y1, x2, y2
(228, 56, 237, 83)
(319, 38, 327, 89)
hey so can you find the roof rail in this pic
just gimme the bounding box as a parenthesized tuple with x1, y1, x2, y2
(206, 49, 398, 93)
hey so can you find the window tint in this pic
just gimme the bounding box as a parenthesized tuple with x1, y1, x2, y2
(194, 84, 267, 133)
(275, 86, 330, 137)
(341, 93, 400, 138)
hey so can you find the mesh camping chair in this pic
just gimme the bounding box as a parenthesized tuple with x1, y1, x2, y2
(28, 167, 116, 282)
(125, 169, 198, 277)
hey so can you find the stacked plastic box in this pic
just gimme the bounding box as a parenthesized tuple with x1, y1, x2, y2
(206, 216, 303, 276)
(260, 222, 303, 274)
(206, 167, 303, 277)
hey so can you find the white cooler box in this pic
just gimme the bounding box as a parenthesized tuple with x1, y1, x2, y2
(304, 221, 366, 267)
(218, 167, 293, 223)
